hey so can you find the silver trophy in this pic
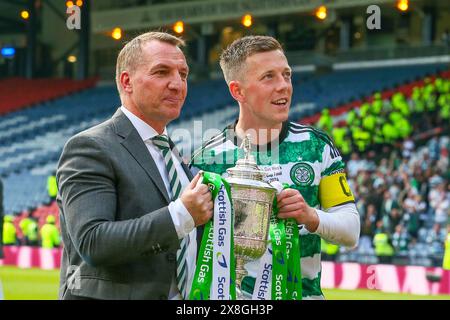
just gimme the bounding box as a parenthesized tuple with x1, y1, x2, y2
(226, 135, 277, 299)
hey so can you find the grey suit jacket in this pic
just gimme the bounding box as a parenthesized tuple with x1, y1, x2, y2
(56, 108, 194, 300)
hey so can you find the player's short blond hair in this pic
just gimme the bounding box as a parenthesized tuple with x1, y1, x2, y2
(115, 31, 185, 95)
(219, 35, 283, 84)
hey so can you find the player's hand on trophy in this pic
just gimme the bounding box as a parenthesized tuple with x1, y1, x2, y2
(277, 188, 319, 232)
(180, 171, 213, 226)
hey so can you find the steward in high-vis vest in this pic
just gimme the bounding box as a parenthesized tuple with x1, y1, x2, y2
(359, 102, 370, 118)
(19, 214, 38, 246)
(372, 93, 383, 115)
(317, 108, 333, 134)
(373, 231, 394, 264)
(438, 93, 450, 122)
(40, 215, 60, 249)
(346, 109, 358, 127)
(321, 238, 339, 261)
(47, 173, 58, 200)
(25, 218, 38, 246)
(3, 215, 17, 246)
(443, 227, 450, 270)
(381, 122, 398, 144)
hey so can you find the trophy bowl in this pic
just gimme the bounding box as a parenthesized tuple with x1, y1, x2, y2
(226, 135, 277, 299)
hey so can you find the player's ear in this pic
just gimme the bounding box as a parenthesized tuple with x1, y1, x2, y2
(229, 80, 245, 103)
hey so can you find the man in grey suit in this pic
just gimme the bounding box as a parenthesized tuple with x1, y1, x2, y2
(57, 32, 213, 300)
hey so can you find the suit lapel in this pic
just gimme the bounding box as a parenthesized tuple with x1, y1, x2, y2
(112, 109, 170, 203)
(181, 162, 193, 180)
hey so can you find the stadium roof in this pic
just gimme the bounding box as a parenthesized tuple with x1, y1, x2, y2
(0, 0, 27, 35)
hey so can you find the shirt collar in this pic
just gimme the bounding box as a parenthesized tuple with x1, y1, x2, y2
(225, 119, 290, 152)
(120, 106, 167, 142)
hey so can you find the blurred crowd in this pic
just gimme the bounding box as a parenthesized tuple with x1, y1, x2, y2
(347, 135, 449, 265)
(318, 76, 450, 266)
(318, 76, 450, 157)
(2, 173, 60, 249)
(2, 198, 61, 249)
(2, 213, 60, 249)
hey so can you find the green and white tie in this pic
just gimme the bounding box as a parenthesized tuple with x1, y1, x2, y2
(152, 134, 189, 299)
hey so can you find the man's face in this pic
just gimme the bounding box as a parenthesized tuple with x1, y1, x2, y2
(127, 40, 188, 128)
(237, 50, 292, 126)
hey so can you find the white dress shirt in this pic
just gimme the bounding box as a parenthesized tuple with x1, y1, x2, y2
(120, 106, 197, 300)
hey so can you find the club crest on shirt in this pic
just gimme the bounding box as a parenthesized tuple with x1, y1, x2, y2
(290, 162, 315, 186)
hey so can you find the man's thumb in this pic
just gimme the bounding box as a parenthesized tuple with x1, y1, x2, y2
(188, 171, 203, 189)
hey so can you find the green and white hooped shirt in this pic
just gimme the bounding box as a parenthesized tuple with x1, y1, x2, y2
(190, 121, 356, 299)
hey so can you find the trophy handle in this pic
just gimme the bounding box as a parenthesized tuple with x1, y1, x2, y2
(268, 180, 284, 194)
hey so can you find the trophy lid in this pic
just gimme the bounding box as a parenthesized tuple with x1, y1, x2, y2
(226, 135, 276, 190)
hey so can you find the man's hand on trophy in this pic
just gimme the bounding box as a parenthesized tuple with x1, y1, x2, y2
(180, 172, 214, 226)
(277, 188, 320, 232)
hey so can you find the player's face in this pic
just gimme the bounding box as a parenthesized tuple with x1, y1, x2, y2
(239, 50, 292, 127)
(127, 40, 188, 131)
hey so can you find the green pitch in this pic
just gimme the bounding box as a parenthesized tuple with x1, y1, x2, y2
(0, 266, 60, 300)
(1, 266, 450, 300)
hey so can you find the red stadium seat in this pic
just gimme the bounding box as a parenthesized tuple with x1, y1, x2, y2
(0, 77, 97, 115)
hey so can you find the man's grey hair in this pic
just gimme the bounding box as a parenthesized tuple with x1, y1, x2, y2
(115, 31, 185, 95)
(219, 35, 284, 84)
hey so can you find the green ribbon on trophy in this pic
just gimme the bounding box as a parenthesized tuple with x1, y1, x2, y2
(189, 173, 302, 300)
(189, 171, 236, 300)
(252, 183, 302, 300)
(285, 218, 302, 299)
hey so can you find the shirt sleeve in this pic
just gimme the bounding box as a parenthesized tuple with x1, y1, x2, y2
(168, 198, 195, 239)
(312, 202, 360, 248)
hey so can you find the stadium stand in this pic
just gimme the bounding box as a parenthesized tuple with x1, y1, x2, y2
(313, 69, 450, 267)
(0, 77, 97, 115)
(341, 135, 449, 267)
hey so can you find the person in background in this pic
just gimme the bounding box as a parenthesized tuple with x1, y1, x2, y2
(3, 215, 17, 246)
(47, 170, 58, 201)
(40, 215, 60, 249)
(19, 211, 39, 246)
(443, 224, 450, 270)
(321, 238, 340, 262)
(373, 225, 395, 264)
(317, 108, 333, 134)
